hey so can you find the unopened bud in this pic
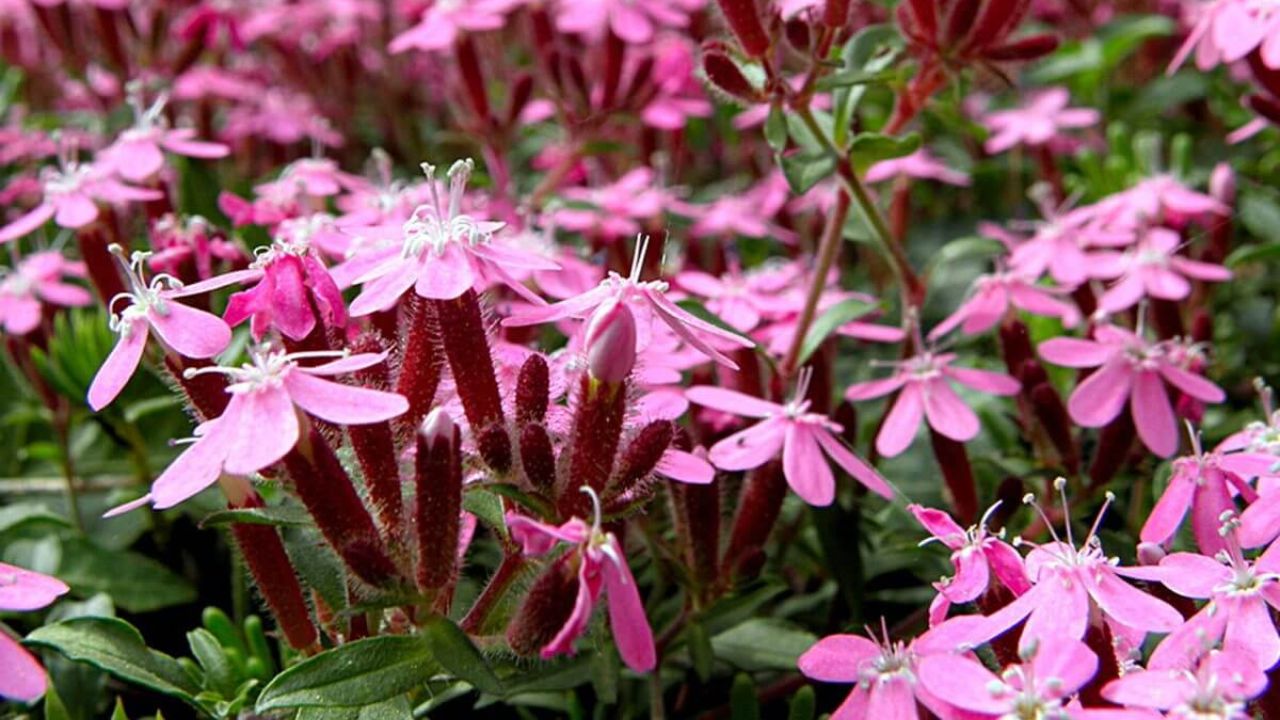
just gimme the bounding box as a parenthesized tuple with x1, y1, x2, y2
(714, 0, 771, 57)
(584, 299, 636, 384)
(415, 408, 462, 592)
(1210, 163, 1236, 205)
(702, 48, 764, 103)
(515, 354, 550, 425)
(507, 553, 580, 657)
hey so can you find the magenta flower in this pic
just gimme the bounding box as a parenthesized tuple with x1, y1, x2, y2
(675, 173, 793, 242)
(918, 638, 1098, 719)
(98, 88, 229, 182)
(506, 490, 655, 672)
(687, 369, 891, 506)
(1094, 227, 1232, 313)
(347, 159, 555, 315)
(982, 87, 1099, 154)
(999, 205, 1132, 287)
(1095, 175, 1227, 229)
(146, 215, 249, 282)
(844, 350, 1020, 458)
(911, 503, 1030, 624)
(87, 248, 233, 412)
(110, 347, 408, 514)
(0, 160, 161, 244)
(929, 266, 1081, 339)
(389, 0, 518, 53)
(505, 236, 753, 369)
(1103, 650, 1267, 718)
(550, 168, 670, 241)
(1038, 325, 1225, 457)
(553, 0, 691, 43)
(0, 562, 69, 702)
(265, 157, 369, 200)
(864, 148, 971, 186)
(640, 38, 714, 130)
(675, 262, 793, 333)
(0, 251, 92, 335)
(1168, 0, 1280, 73)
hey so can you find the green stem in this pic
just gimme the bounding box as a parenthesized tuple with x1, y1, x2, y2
(781, 190, 851, 378)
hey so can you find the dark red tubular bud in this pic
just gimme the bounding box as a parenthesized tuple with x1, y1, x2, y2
(347, 335, 404, 538)
(415, 410, 462, 593)
(1089, 408, 1135, 489)
(94, 7, 128, 74)
(559, 372, 628, 518)
(77, 223, 127, 305)
(506, 553, 579, 656)
(602, 28, 626, 110)
(672, 480, 721, 591)
(564, 54, 591, 108)
(166, 356, 229, 420)
(963, 0, 1017, 52)
(1151, 299, 1184, 340)
(943, 0, 981, 50)
(722, 460, 787, 579)
(394, 294, 442, 434)
(929, 429, 978, 524)
(1247, 49, 1280, 98)
(824, 0, 852, 28)
(714, 0, 771, 57)
(983, 33, 1059, 62)
(505, 73, 535, 127)
(1190, 308, 1213, 344)
(432, 290, 509, 472)
(1025, 368, 1079, 473)
(229, 494, 318, 650)
(900, 0, 938, 43)
(611, 420, 675, 496)
(515, 354, 550, 426)
(784, 18, 811, 53)
(1246, 93, 1280, 125)
(286, 429, 399, 587)
(702, 48, 765, 103)
(455, 36, 491, 123)
(518, 422, 557, 493)
(621, 56, 656, 110)
(998, 318, 1034, 378)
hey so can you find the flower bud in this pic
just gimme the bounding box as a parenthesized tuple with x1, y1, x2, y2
(714, 0, 772, 57)
(415, 409, 462, 592)
(611, 420, 675, 495)
(584, 299, 636, 384)
(1137, 542, 1166, 566)
(228, 492, 318, 650)
(1210, 163, 1236, 205)
(506, 553, 580, 657)
(515, 354, 550, 426)
(702, 48, 765, 103)
(519, 422, 557, 492)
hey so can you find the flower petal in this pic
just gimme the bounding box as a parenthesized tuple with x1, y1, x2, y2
(87, 322, 149, 411)
(283, 371, 408, 425)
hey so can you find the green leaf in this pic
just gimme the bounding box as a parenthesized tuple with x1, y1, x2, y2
(815, 68, 894, 91)
(0, 503, 70, 536)
(480, 483, 554, 519)
(497, 655, 596, 697)
(788, 686, 816, 720)
(43, 683, 72, 720)
(420, 616, 502, 695)
(110, 698, 130, 720)
(712, 619, 817, 672)
(200, 504, 313, 528)
(25, 617, 201, 706)
(764, 104, 788, 153)
(780, 153, 837, 195)
(1226, 242, 1280, 267)
(295, 697, 413, 720)
(255, 636, 440, 711)
(1239, 192, 1280, 244)
(849, 132, 921, 173)
(187, 629, 237, 698)
(730, 673, 760, 720)
(461, 486, 509, 539)
(797, 297, 878, 367)
(688, 621, 714, 683)
(56, 538, 196, 614)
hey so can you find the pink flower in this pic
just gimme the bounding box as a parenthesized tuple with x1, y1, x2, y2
(674, 172, 793, 242)
(346, 159, 556, 315)
(550, 168, 670, 241)
(999, 205, 1132, 287)
(110, 347, 408, 514)
(1102, 650, 1267, 717)
(504, 236, 754, 369)
(553, 0, 692, 43)
(87, 247, 233, 412)
(918, 638, 1098, 719)
(147, 215, 249, 282)
(1095, 175, 1227, 229)
(675, 262, 791, 332)
(98, 88, 229, 182)
(1168, 0, 1280, 73)
(929, 266, 1081, 339)
(982, 87, 1099, 154)
(1038, 325, 1225, 457)
(844, 350, 1020, 458)
(1094, 227, 1232, 313)
(864, 148, 971, 186)
(0, 251, 92, 335)
(640, 38, 713, 129)
(265, 157, 369, 200)
(687, 369, 891, 505)
(0, 562, 69, 702)
(506, 490, 656, 672)
(911, 502, 1030, 624)
(389, 0, 518, 53)
(0, 160, 161, 244)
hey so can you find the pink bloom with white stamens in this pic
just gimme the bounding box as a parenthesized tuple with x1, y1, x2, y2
(552, 0, 693, 44)
(865, 148, 971, 186)
(1167, 0, 1280, 73)
(389, 0, 519, 54)
(87, 248, 233, 412)
(98, 87, 229, 182)
(1094, 227, 1232, 313)
(929, 266, 1081, 340)
(844, 350, 1020, 458)
(550, 168, 670, 241)
(918, 638, 1098, 719)
(0, 562, 69, 702)
(1038, 325, 1225, 457)
(687, 369, 892, 506)
(506, 489, 656, 672)
(504, 235, 754, 369)
(0, 251, 92, 335)
(1103, 650, 1267, 718)
(911, 502, 1031, 624)
(982, 87, 1100, 154)
(111, 346, 408, 514)
(0, 159, 162, 244)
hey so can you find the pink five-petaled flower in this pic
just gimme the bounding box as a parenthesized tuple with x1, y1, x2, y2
(911, 502, 1031, 625)
(98, 86, 229, 182)
(1094, 227, 1232, 313)
(389, 0, 518, 53)
(0, 562, 69, 702)
(864, 148, 971, 186)
(550, 168, 670, 240)
(0, 251, 92, 335)
(981, 86, 1100, 154)
(505, 488, 655, 673)
(687, 368, 891, 506)
(918, 638, 1098, 720)
(176, 231, 346, 342)
(970, 482, 1183, 655)
(108, 347, 409, 514)
(1167, 0, 1280, 73)
(1038, 324, 1225, 458)
(0, 159, 161, 244)
(1141, 429, 1275, 554)
(928, 266, 1081, 340)
(843, 349, 1021, 458)
(553, 0, 691, 44)
(87, 247, 232, 412)
(347, 159, 555, 315)
(504, 235, 754, 369)
(1102, 650, 1267, 719)
(1126, 521, 1280, 672)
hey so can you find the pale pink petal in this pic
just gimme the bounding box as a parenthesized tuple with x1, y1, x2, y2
(415, 245, 475, 300)
(543, 561, 599, 658)
(814, 429, 893, 499)
(0, 564, 68, 611)
(1139, 471, 1195, 546)
(220, 389, 300, 476)
(1157, 364, 1225, 403)
(908, 504, 966, 547)
(87, 322, 149, 411)
(985, 540, 1031, 595)
(922, 378, 980, 442)
(1148, 606, 1225, 671)
(0, 203, 55, 243)
(1067, 360, 1133, 427)
(655, 448, 715, 484)
(917, 654, 1007, 715)
(166, 268, 265, 298)
(300, 352, 391, 377)
(1131, 370, 1178, 457)
(161, 134, 230, 159)
(507, 514, 589, 555)
(1224, 597, 1280, 670)
(944, 366, 1020, 395)
(707, 418, 787, 470)
(865, 677, 919, 720)
(685, 386, 781, 418)
(944, 547, 990, 603)
(1240, 493, 1280, 548)
(798, 635, 880, 682)
(876, 382, 925, 457)
(0, 633, 48, 702)
(148, 300, 232, 358)
(282, 371, 407, 425)
(844, 374, 908, 401)
(1102, 669, 1193, 708)
(349, 261, 419, 317)
(1022, 578, 1090, 650)
(783, 423, 835, 506)
(149, 425, 234, 510)
(53, 194, 99, 228)
(1087, 569, 1183, 633)
(1039, 338, 1116, 368)
(602, 540, 656, 673)
(502, 285, 611, 327)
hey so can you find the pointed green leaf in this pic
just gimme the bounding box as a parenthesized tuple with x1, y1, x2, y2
(255, 636, 440, 711)
(797, 297, 878, 367)
(420, 615, 502, 695)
